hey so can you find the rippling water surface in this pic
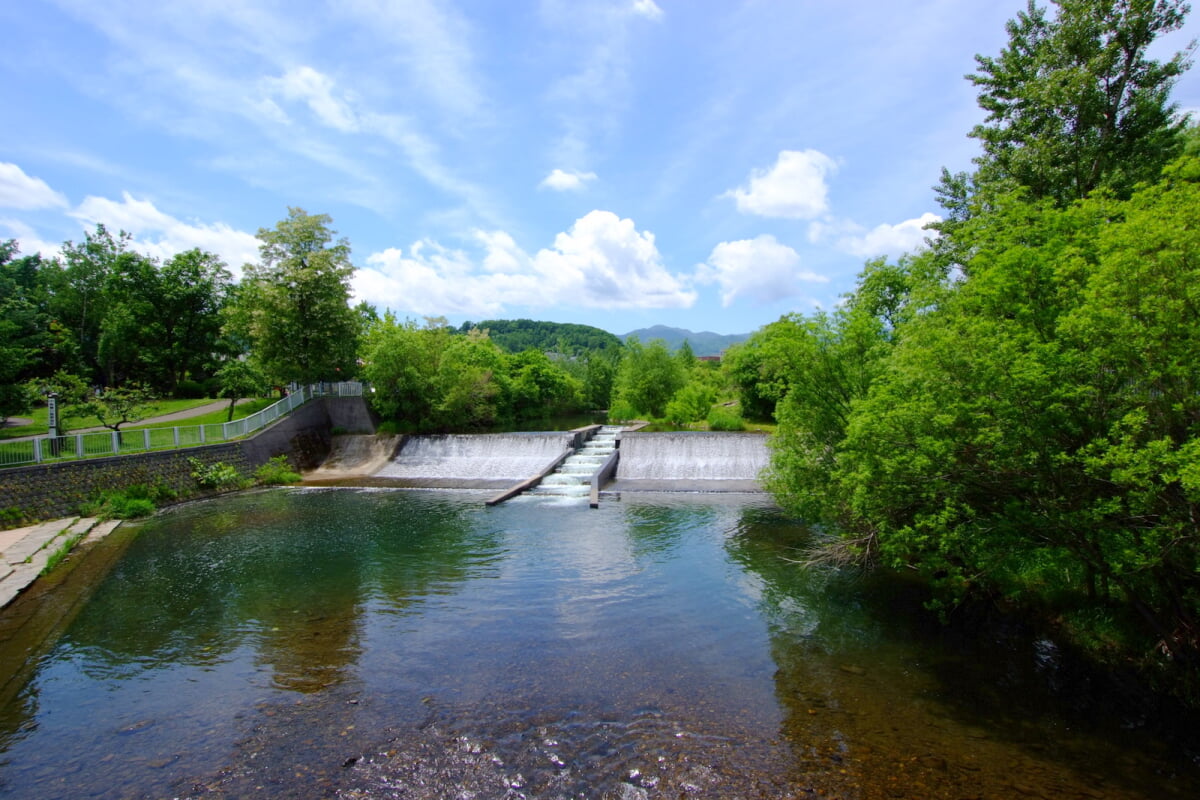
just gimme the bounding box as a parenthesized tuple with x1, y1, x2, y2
(0, 488, 1197, 799)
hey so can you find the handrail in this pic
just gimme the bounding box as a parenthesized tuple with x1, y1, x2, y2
(0, 382, 366, 469)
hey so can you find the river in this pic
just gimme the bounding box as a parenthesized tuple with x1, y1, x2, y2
(0, 488, 1196, 798)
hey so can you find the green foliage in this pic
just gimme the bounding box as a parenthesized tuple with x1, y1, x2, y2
(964, 0, 1190, 205)
(665, 382, 715, 426)
(81, 484, 168, 520)
(458, 318, 622, 355)
(706, 405, 745, 432)
(769, 158, 1200, 683)
(235, 208, 359, 385)
(0, 507, 27, 529)
(80, 383, 158, 432)
(215, 359, 268, 421)
(610, 337, 685, 419)
(188, 458, 251, 491)
(362, 316, 587, 431)
(255, 455, 302, 485)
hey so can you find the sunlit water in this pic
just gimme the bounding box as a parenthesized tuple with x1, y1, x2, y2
(0, 489, 1197, 799)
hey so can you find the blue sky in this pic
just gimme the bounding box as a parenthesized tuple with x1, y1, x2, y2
(2, 1, 1198, 336)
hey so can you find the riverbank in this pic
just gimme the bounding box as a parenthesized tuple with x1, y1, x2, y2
(0, 517, 123, 609)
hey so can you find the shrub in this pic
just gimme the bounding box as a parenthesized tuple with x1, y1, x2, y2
(707, 405, 745, 431)
(188, 457, 251, 491)
(81, 489, 157, 520)
(255, 455, 302, 485)
(0, 507, 27, 530)
(174, 380, 207, 399)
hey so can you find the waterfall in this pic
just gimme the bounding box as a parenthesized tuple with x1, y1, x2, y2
(309, 435, 402, 476)
(616, 432, 769, 481)
(375, 433, 569, 480)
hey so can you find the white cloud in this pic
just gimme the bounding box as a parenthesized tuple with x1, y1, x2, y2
(631, 0, 664, 21)
(353, 210, 696, 315)
(70, 193, 261, 277)
(833, 212, 941, 258)
(725, 149, 837, 219)
(0, 219, 62, 260)
(697, 235, 828, 307)
(539, 169, 598, 191)
(0, 163, 69, 210)
(265, 66, 359, 132)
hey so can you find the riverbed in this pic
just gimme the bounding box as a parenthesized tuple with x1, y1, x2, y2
(0, 488, 1196, 798)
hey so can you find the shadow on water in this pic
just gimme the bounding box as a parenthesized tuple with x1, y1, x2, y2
(725, 503, 1200, 799)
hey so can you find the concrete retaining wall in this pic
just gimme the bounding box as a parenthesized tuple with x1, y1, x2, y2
(0, 397, 374, 524)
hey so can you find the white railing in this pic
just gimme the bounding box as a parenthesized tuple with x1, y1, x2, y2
(0, 382, 366, 468)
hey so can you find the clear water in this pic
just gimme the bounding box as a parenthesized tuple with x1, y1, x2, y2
(0, 488, 1197, 799)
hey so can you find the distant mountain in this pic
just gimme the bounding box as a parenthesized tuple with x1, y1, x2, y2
(621, 325, 750, 357)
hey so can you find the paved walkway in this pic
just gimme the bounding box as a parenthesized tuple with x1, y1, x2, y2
(1, 398, 250, 442)
(0, 518, 123, 609)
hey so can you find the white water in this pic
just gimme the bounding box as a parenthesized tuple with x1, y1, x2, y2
(375, 433, 569, 480)
(616, 432, 769, 481)
(528, 426, 621, 497)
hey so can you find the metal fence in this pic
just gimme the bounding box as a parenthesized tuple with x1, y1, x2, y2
(0, 382, 366, 469)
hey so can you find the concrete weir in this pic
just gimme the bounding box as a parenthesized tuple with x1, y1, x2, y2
(303, 428, 770, 504)
(605, 431, 769, 493)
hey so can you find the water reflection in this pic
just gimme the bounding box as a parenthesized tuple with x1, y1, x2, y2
(0, 490, 1197, 799)
(726, 502, 1200, 800)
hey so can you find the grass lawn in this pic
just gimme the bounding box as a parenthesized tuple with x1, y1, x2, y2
(0, 397, 275, 440)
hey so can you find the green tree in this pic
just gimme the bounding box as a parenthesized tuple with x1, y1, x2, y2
(948, 0, 1192, 209)
(215, 359, 268, 421)
(81, 383, 158, 434)
(238, 208, 359, 386)
(507, 349, 584, 420)
(361, 316, 450, 429)
(610, 337, 685, 419)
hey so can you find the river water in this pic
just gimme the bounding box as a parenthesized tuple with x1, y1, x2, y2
(0, 488, 1197, 799)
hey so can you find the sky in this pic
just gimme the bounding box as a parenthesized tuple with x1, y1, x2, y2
(2, 1, 1199, 337)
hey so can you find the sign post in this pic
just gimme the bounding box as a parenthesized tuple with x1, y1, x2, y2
(47, 392, 59, 439)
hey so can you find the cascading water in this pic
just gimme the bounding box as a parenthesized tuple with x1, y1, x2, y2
(616, 432, 769, 481)
(528, 426, 622, 497)
(374, 433, 568, 480)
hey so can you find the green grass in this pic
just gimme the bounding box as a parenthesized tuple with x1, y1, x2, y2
(1, 397, 275, 439)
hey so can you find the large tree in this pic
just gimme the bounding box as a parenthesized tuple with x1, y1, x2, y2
(237, 208, 359, 386)
(938, 0, 1192, 220)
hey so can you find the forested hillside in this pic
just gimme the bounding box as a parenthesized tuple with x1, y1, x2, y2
(457, 319, 622, 355)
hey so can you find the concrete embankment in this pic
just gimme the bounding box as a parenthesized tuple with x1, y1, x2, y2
(0, 518, 123, 609)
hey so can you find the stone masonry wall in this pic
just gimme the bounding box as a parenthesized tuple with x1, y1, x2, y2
(0, 397, 375, 524)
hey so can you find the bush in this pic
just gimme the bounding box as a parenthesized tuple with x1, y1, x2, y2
(174, 380, 207, 399)
(188, 458, 251, 491)
(255, 455, 302, 485)
(81, 489, 157, 520)
(707, 405, 745, 431)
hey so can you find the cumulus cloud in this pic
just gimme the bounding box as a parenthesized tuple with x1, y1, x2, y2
(539, 169, 598, 191)
(631, 0, 664, 21)
(71, 193, 261, 277)
(827, 212, 941, 258)
(353, 210, 696, 315)
(725, 149, 837, 219)
(696, 235, 828, 307)
(0, 163, 69, 210)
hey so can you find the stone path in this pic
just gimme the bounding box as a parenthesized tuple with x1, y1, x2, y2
(0, 517, 122, 609)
